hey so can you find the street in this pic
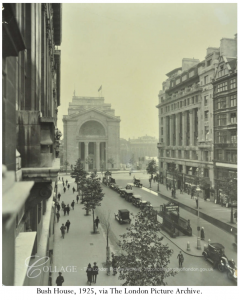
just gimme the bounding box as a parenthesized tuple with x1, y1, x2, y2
(53, 173, 236, 286)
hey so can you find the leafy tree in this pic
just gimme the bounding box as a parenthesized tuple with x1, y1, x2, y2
(63, 160, 70, 174)
(82, 174, 104, 232)
(220, 178, 237, 223)
(71, 159, 88, 192)
(117, 206, 176, 286)
(168, 162, 181, 194)
(146, 159, 158, 187)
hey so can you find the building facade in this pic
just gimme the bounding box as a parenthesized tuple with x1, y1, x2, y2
(212, 37, 237, 204)
(63, 96, 121, 171)
(2, 3, 62, 286)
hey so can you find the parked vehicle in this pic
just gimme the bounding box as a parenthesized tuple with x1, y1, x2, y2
(119, 188, 127, 198)
(140, 200, 152, 209)
(113, 184, 119, 192)
(125, 190, 134, 202)
(133, 178, 143, 188)
(132, 195, 143, 207)
(116, 186, 123, 193)
(202, 243, 229, 272)
(224, 259, 237, 283)
(125, 183, 133, 190)
(115, 209, 131, 224)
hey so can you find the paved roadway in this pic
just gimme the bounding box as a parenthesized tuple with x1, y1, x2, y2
(96, 173, 236, 286)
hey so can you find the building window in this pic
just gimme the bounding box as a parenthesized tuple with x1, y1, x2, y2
(216, 150, 223, 160)
(171, 150, 175, 157)
(205, 126, 209, 140)
(180, 101, 182, 108)
(161, 138, 163, 143)
(204, 151, 209, 162)
(160, 149, 164, 157)
(207, 59, 212, 66)
(230, 78, 236, 89)
(161, 127, 163, 135)
(204, 111, 209, 121)
(230, 95, 237, 107)
(192, 96, 194, 104)
(161, 162, 163, 168)
(230, 113, 237, 123)
(178, 150, 181, 158)
(204, 168, 209, 177)
(216, 114, 227, 126)
(187, 98, 190, 105)
(166, 150, 170, 157)
(189, 70, 194, 78)
(226, 151, 231, 162)
(217, 82, 228, 92)
(184, 99, 186, 106)
(218, 65, 227, 78)
(177, 102, 179, 108)
(232, 151, 237, 163)
(204, 75, 209, 85)
(161, 117, 163, 123)
(176, 78, 180, 85)
(231, 130, 237, 144)
(217, 98, 226, 109)
(182, 75, 187, 81)
(215, 131, 227, 143)
(171, 104, 173, 110)
(184, 150, 189, 159)
(195, 95, 198, 103)
(161, 108, 163, 114)
(204, 95, 209, 106)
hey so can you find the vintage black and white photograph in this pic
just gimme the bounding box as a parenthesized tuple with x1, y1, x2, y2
(2, 2, 238, 290)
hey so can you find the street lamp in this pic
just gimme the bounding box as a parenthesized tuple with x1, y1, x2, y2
(196, 185, 201, 250)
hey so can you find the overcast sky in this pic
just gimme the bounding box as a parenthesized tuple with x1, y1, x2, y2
(58, 3, 237, 140)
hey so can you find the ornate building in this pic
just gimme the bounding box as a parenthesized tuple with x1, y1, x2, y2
(63, 95, 121, 171)
(213, 37, 237, 203)
(2, 3, 62, 286)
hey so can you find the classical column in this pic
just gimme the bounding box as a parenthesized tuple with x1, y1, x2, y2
(175, 113, 180, 146)
(182, 112, 186, 146)
(96, 142, 100, 171)
(170, 115, 173, 146)
(190, 109, 194, 146)
(85, 142, 89, 171)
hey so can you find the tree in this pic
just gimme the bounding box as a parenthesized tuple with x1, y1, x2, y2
(117, 206, 176, 286)
(146, 159, 158, 187)
(168, 162, 181, 196)
(82, 174, 104, 232)
(71, 159, 88, 192)
(63, 160, 70, 174)
(220, 178, 237, 223)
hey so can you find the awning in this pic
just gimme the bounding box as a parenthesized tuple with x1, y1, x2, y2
(14, 232, 37, 286)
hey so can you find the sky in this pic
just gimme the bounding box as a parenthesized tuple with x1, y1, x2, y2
(58, 3, 237, 140)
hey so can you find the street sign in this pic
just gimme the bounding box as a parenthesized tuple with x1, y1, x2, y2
(165, 205, 179, 212)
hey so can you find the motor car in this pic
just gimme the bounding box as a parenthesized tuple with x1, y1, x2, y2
(202, 243, 229, 272)
(132, 195, 142, 207)
(133, 178, 143, 188)
(140, 200, 152, 209)
(115, 209, 131, 224)
(125, 183, 133, 190)
(125, 190, 134, 202)
(119, 188, 127, 198)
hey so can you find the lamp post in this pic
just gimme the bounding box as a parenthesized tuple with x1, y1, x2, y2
(196, 185, 201, 250)
(157, 172, 160, 192)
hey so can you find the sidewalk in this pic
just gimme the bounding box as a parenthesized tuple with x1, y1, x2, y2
(52, 175, 120, 286)
(139, 177, 237, 233)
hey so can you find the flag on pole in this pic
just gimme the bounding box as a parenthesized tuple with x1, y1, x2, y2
(98, 85, 102, 92)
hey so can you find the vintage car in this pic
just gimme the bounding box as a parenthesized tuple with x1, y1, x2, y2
(125, 183, 133, 190)
(125, 190, 134, 202)
(113, 184, 119, 192)
(202, 243, 229, 272)
(119, 188, 127, 198)
(139, 200, 152, 209)
(115, 209, 131, 224)
(133, 178, 143, 188)
(116, 186, 123, 193)
(132, 195, 143, 207)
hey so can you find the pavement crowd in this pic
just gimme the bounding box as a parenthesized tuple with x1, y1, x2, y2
(52, 174, 120, 286)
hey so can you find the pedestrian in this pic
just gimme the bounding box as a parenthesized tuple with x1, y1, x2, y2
(191, 190, 194, 199)
(63, 187, 66, 193)
(171, 189, 174, 197)
(177, 251, 184, 268)
(76, 195, 79, 204)
(59, 176, 60, 180)
(86, 263, 93, 285)
(61, 201, 65, 210)
(60, 224, 66, 239)
(66, 204, 70, 215)
(94, 216, 100, 229)
(73, 187, 75, 194)
(64, 206, 67, 216)
(62, 177, 64, 181)
(149, 178, 151, 186)
(57, 203, 61, 212)
(129, 171, 131, 176)
(65, 220, 71, 233)
(66, 179, 68, 185)
(92, 262, 99, 283)
(56, 272, 64, 286)
(196, 198, 198, 209)
(71, 200, 75, 210)
(67, 184, 70, 190)
(56, 211, 60, 223)
(201, 227, 205, 240)
(58, 193, 61, 201)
